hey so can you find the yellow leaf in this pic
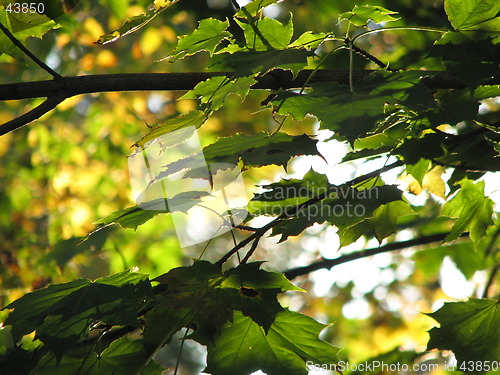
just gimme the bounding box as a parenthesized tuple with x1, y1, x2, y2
(422, 166, 446, 199)
(154, 0, 171, 10)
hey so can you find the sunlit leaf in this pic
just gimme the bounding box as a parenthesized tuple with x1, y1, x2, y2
(169, 18, 231, 61)
(181, 75, 256, 110)
(236, 16, 293, 51)
(442, 179, 495, 244)
(339, 5, 399, 27)
(271, 185, 403, 241)
(289, 31, 327, 49)
(370, 200, 414, 242)
(444, 0, 500, 30)
(133, 110, 207, 149)
(0, 7, 57, 59)
(96, 192, 211, 230)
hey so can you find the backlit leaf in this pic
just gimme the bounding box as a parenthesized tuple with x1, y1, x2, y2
(169, 18, 231, 61)
(444, 0, 500, 30)
(181, 76, 256, 111)
(0, 7, 57, 59)
(339, 5, 399, 27)
(370, 200, 415, 242)
(133, 110, 207, 149)
(289, 31, 327, 49)
(236, 16, 293, 51)
(442, 179, 495, 244)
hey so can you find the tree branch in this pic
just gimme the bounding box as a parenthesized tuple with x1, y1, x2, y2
(0, 95, 66, 135)
(1, 70, 495, 101)
(284, 232, 469, 280)
(216, 160, 404, 266)
(0, 21, 61, 79)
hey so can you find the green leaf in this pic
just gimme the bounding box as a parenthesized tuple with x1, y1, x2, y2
(33, 337, 163, 375)
(236, 0, 282, 17)
(158, 132, 319, 179)
(223, 262, 304, 293)
(96, 1, 177, 44)
(370, 200, 415, 242)
(248, 168, 329, 216)
(426, 299, 500, 373)
(35, 276, 152, 354)
(431, 32, 500, 87)
(236, 16, 293, 51)
(181, 75, 256, 111)
(406, 158, 431, 185)
(133, 110, 207, 149)
(215, 48, 312, 77)
(444, 0, 500, 30)
(289, 31, 327, 49)
(95, 198, 171, 230)
(204, 310, 339, 375)
(153, 261, 301, 335)
(169, 18, 231, 61)
(394, 132, 446, 165)
(3, 279, 90, 341)
(339, 5, 399, 27)
(143, 306, 189, 352)
(95, 191, 211, 231)
(2, 269, 151, 349)
(442, 179, 495, 244)
(274, 72, 433, 145)
(0, 7, 57, 59)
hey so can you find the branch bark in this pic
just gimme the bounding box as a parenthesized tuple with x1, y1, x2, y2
(284, 232, 469, 280)
(1, 70, 494, 101)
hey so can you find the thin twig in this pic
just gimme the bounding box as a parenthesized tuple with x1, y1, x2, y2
(0, 21, 61, 79)
(241, 237, 261, 264)
(0, 95, 66, 135)
(216, 160, 404, 266)
(234, 224, 259, 231)
(482, 264, 499, 299)
(284, 232, 469, 280)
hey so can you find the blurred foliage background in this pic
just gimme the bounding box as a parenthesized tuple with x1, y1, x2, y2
(0, 0, 497, 373)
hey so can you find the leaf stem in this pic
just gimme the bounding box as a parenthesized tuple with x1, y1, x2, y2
(351, 26, 448, 43)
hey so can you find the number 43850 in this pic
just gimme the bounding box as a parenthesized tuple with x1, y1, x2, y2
(5, 2, 45, 14)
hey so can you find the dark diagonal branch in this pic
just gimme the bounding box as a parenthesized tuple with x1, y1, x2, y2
(0, 95, 66, 135)
(216, 160, 404, 266)
(0, 22, 61, 79)
(284, 232, 469, 280)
